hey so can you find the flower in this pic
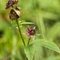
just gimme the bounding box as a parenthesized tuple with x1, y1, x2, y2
(9, 6, 21, 20)
(26, 26, 36, 38)
(5, 0, 18, 9)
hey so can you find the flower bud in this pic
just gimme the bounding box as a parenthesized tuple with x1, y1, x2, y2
(9, 7, 21, 20)
(6, 0, 18, 9)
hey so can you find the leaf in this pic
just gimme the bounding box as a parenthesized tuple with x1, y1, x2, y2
(24, 44, 35, 60)
(31, 39, 60, 53)
(21, 22, 34, 25)
(34, 45, 43, 60)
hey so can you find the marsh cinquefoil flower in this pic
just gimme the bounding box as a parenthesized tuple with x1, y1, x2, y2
(26, 26, 36, 38)
(5, 0, 18, 9)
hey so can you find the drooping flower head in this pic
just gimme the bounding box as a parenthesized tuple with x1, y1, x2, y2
(5, 0, 18, 9)
(26, 26, 36, 38)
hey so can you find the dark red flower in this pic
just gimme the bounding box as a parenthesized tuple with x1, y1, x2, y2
(26, 26, 36, 38)
(5, 0, 18, 9)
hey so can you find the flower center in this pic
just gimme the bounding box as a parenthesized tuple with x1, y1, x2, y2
(30, 30, 36, 35)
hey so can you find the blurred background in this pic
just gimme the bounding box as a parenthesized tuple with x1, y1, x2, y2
(0, 0, 60, 60)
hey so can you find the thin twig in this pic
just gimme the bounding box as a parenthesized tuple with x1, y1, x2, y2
(16, 19, 26, 47)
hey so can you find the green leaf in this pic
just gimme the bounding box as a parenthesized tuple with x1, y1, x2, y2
(24, 44, 35, 60)
(33, 45, 43, 60)
(31, 39, 60, 53)
(21, 22, 34, 25)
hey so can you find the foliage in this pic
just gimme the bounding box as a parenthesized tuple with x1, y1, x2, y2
(0, 0, 60, 60)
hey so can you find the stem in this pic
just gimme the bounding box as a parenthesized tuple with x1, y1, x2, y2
(27, 37, 31, 45)
(16, 19, 26, 47)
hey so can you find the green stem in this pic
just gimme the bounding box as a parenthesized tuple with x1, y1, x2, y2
(16, 19, 26, 47)
(27, 37, 31, 45)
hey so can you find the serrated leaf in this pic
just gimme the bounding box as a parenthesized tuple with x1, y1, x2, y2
(24, 44, 35, 60)
(31, 39, 60, 53)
